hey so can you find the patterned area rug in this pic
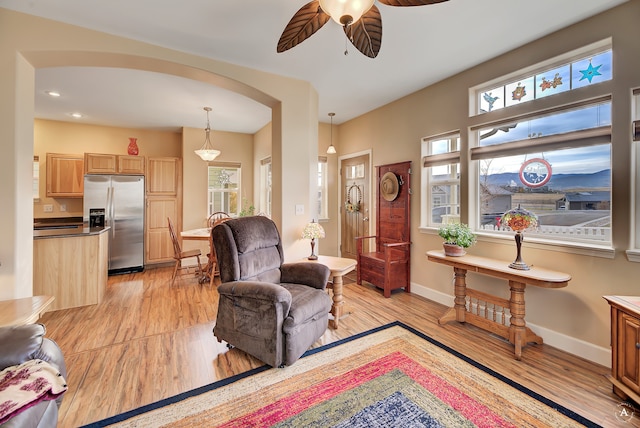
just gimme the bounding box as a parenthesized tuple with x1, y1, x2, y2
(84, 322, 599, 428)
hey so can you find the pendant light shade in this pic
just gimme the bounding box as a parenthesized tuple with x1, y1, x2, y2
(195, 107, 221, 162)
(327, 112, 337, 155)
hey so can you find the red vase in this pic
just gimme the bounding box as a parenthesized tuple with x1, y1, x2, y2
(127, 137, 139, 156)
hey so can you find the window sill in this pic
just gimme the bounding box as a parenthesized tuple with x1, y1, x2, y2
(419, 227, 615, 259)
(625, 250, 640, 262)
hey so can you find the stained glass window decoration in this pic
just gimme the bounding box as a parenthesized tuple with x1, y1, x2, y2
(506, 77, 534, 107)
(536, 65, 570, 99)
(572, 50, 612, 89)
(480, 86, 504, 113)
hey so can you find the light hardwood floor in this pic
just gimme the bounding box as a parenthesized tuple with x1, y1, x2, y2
(39, 266, 636, 427)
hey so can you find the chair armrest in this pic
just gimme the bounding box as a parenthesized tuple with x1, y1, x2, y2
(355, 235, 376, 241)
(0, 324, 46, 370)
(382, 241, 411, 248)
(218, 281, 292, 305)
(281, 263, 330, 290)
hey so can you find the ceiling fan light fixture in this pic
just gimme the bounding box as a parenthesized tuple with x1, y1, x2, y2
(194, 107, 221, 162)
(319, 0, 375, 26)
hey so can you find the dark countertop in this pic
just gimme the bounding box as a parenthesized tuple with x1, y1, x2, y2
(34, 226, 110, 240)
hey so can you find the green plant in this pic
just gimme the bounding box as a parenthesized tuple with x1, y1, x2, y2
(239, 199, 255, 217)
(437, 222, 477, 248)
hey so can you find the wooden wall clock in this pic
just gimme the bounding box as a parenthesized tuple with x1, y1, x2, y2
(519, 158, 552, 188)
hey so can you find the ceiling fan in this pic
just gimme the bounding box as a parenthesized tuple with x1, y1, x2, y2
(277, 0, 449, 58)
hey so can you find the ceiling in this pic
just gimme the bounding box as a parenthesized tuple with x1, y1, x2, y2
(0, 0, 628, 134)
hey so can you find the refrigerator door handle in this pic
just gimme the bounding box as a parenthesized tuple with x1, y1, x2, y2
(110, 186, 116, 236)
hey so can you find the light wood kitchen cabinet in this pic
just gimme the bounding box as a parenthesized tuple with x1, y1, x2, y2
(34, 229, 108, 311)
(145, 157, 181, 264)
(604, 295, 640, 405)
(46, 153, 84, 198)
(147, 157, 179, 195)
(85, 153, 117, 174)
(118, 155, 145, 174)
(85, 153, 145, 175)
(146, 197, 178, 263)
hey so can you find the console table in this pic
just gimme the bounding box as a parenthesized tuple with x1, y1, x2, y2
(427, 250, 570, 360)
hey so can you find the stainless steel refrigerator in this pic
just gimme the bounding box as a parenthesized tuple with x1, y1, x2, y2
(83, 175, 145, 274)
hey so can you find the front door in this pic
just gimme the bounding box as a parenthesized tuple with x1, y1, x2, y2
(340, 154, 370, 259)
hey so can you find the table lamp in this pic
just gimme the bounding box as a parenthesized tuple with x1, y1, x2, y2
(302, 220, 325, 260)
(500, 204, 538, 270)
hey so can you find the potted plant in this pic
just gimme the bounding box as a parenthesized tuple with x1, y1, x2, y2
(438, 222, 476, 256)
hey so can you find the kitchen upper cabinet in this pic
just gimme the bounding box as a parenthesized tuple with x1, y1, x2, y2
(46, 153, 84, 198)
(85, 153, 145, 175)
(118, 155, 145, 174)
(85, 153, 116, 174)
(147, 157, 179, 195)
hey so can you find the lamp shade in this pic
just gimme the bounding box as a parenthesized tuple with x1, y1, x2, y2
(302, 220, 325, 240)
(319, 0, 375, 25)
(500, 204, 538, 232)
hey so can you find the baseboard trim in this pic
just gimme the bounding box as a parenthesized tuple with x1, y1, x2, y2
(410, 282, 611, 368)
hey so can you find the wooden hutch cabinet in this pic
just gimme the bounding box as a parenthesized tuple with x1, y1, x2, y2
(604, 295, 640, 404)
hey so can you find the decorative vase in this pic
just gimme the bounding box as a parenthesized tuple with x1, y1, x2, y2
(443, 243, 466, 257)
(127, 137, 139, 156)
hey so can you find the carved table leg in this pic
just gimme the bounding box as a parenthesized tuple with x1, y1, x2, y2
(439, 267, 468, 325)
(508, 280, 543, 360)
(329, 274, 344, 329)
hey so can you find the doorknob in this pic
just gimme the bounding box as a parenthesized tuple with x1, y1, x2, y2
(363, 217, 369, 221)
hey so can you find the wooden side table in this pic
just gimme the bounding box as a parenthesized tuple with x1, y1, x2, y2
(427, 250, 570, 360)
(604, 295, 640, 404)
(299, 255, 357, 329)
(0, 296, 55, 327)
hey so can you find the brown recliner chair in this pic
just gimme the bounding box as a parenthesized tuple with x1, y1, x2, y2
(0, 324, 67, 428)
(212, 216, 332, 367)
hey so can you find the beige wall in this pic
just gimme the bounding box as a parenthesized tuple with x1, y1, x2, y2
(337, 1, 640, 364)
(0, 8, 319, 299)
(34, 119, 181, 218)
(181, 126, 254, 257)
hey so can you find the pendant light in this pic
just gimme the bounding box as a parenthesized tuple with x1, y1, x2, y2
(327, 112, 337, 155)
(194, 107, 221, 161)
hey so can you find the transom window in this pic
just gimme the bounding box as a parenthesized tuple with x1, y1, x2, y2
(475, 44, 612, 115)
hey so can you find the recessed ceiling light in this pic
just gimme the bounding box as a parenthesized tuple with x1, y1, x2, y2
(45, 91, 61, 97)
(70, 113, 83, 119)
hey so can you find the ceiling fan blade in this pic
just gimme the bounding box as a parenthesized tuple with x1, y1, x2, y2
(345, 5, 382, 58)
(377, 0, 449, 6)
(277, 0, 331, 53)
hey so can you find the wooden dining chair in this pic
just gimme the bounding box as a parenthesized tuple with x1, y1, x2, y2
(167, 217, 203, 286)
(206, 212, 231, 286)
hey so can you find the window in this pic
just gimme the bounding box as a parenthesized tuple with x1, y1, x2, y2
(421, 133, 461, 227)
(476, 45, 612, 115)
(473, 101, 612, 244)
(260, 157, 272, 218)
(317, 157, 328, 220)
(208, 163, 241, 217)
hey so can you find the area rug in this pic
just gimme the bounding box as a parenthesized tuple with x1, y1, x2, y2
(84, 322, 600, 427)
